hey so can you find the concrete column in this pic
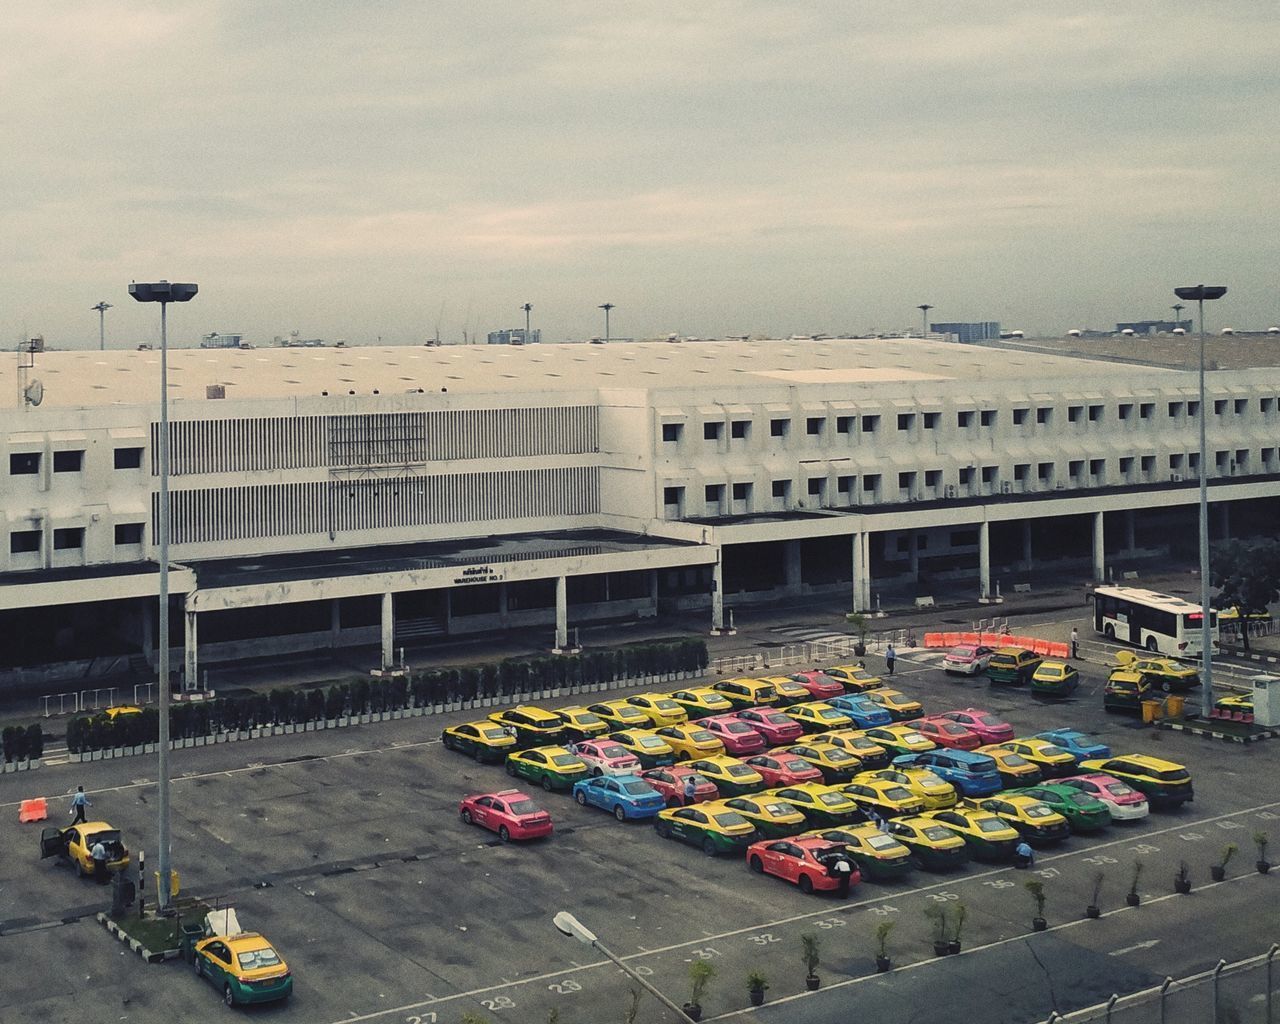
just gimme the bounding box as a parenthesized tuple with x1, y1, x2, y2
(907, 532, 919, 582)
(329, 599, 342, 648)
(979, 522, 991, 600)
(443, 590, 452, 635)
(710, 553, 725, 633)
(783, 539, 802, 593)
(183, 605, 198, 690)
(649, 569, 660, 615)
(380, 591, 394, 670)
(851, 532, 865, 612)
(1021, 521, 1033, 569)
(1092, 511, 1105, 582)
(554, 575, 568, 650)
(141, 600, 155, 668)
(861, 532, 873, 612)
(1124, 509, 1136, 554)
(498, 583, 510, 628)
(1218, 503, 1231, 539)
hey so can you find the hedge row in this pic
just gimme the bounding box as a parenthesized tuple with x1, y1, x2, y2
(2, 724, 45, 763)
(65, 639, 708, 754)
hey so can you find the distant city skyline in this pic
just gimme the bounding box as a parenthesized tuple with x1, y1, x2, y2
(2, 3, 1276, 350)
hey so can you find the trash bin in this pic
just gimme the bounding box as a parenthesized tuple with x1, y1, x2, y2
(179, 921, 204, 962)
(1165, 694, 1185, 718)
(1141, 699, 1164, 723)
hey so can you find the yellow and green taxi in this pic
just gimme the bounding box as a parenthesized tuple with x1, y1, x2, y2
(487, 705, 566, 747)
(838, 777, 926, 818)
(608, 729, 677, 768)
(925, 806, 1020, 860)
(102, 704, 143, 721)
(992, 738, 1076, 777)
(505, 745, 591, 792)
(1030, 660, 1080, 697)
(655, 723, 726, 762)
(756, 675, 814, 707)
(973, 794, 1070, 843)
(863, 724, 936, 755)
(40, 821, 130, 877)
(783, 701, 855, 734)
(883, 815, 969, 869)
(862, 688, 923, 721)
(1214, 693, 1254, 716)
(712, 677, 779, 709)
(654, 801, 759, 856)
(804, 824, 914, 879)
(193, 932, 292, 1006)
(723, 795, 808, 837)
(1079, 754, 1194, 808)
(552, 705, 610, 742)
(587, 699, 653, 730)
(814, 730, 891, 768)
(442, 720, 519, 762)
(770, 782, 865, 827)
(975, 744, 1044, 786)
(625, 693, 690, 727)
(668, 686, 736, 720)
(861, 767, 957, 809)
(824, 664, 884, 693)
(687, 755, 766, 796)
(1114, 651, 1200, 692)
(777, 741, 863, 783)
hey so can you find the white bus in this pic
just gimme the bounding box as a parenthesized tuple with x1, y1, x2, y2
(1093, 585, 1217, 657)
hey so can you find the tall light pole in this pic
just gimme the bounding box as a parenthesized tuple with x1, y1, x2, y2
(917, 304, 933, 338)
(128, 280, 198, 912)
(598, 303, 614, 342)
(1172, 303, 1185, 331)
(521, 302, 533, 344)
(1174, 284, 1227, 720)
(553, 912, 686, 1019)
(92, 301, 113, 351)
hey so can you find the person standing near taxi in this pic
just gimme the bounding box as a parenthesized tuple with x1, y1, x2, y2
(70, 786, 90, 824)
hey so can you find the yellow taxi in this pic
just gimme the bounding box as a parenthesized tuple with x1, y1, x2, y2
(1079, 753, 1194, 808)
(975, 744, 1044, 786)
(803, 823, 914, 879)
(102, 705, 143, 720)
(194, 931, 293, 1006)
(838, 777, 926, 818)
(992, 738, 1076, 777)
(925, 806, 1021, 860)
(756, 675, 814, 706)
(712, 677, 779, 709)
(972, 794, 1070, 843)
(654, 802, 760, 856)
(777, 741, 863, 783)
(883, 815, 969, 869)
(721, 795, 808, 838)
(863, 688, 924, 721)
(625, 693, 690, 727)
(441, 720, 520, 762)
(864, 724, 936, 755)
(40, 821, 129, 878)
(783, 701, 855, 733)
(686, 755, 766, 796)
(587, 699, 653, 730)
(861, 767, 957, 809)
(824, 664, 884, 692)
(668, 687, 736, 720)
(487, 705, 566, 747)
(552, 705, 610, 742)
(813, 730, 891, 768)
(1114, 650, 1200, 692)
(608, 729, 677, 768)
(505, 745, 591, 792)
(656, 723, 726, 762)
(769, 782, 865, 827)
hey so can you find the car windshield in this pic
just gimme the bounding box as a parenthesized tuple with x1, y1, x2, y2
(712, 812, 750, 828)
(1041, 745, 1068, 758)
(990, 656, 1014, 666)
(236, 947, 281, 971)
(654, 699, 680, 711)
(509, 799, 539, 815)
(901, 733, 926, 744)
(764, 803, 792, 816)
(818, 709, 846, 720)
(849, 738, 877, 750)
(977, 818, 1009, 833)
(551, 755, 582, 768)
(764, 713, 791, 725)
(884, 786, 914, 801)
(725, 723, 752, 734)
(1153, 768, 1191, 782)
(599, 745, 629, 759)
(482, 728, 511, 740)
(757, 686, 776, 699)
(1068, 793, 1097, 806)
(817, 792, 850, 806)
(689, 730, 716, 743)
(726, 764, 755, 777)
(1106, 783, 1136, 797)
(977, 715, 1003, 726)
(782, 759, 812, 772)
(638, 736, 666, 749)
(824, 749, 856, 763)
(866, 833, 901, 851)
(1025, 805, 1054, 819)
(576, 713, 603, 725)
(1001, 753, 1030, 767)
(950, 647, 977, 658)
(942, 724, 968, 735)
(923, 826, 954, 841)
(617, 707, 645, 719)
(688, 774, 711, 786)
(918, 773, 946, 786)
(621, 782, 653, 796)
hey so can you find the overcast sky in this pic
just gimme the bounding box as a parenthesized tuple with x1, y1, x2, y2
(2, 2, 1275, 349)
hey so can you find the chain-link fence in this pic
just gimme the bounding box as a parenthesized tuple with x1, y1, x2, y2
(707, 629, 917, 677)
(1038, 946, 1279, 1024)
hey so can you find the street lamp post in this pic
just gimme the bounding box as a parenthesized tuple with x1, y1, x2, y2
(128, 280, 198, 912)
(521, 302, 533, 344)
(598, 303, 615, 342)
(92, 301, 113, 351)
(553, 911, 686, 1019)
(1174, 285, 1227, 720)
(917, 304, 933, 338)
(1171, 303, 1185, 331)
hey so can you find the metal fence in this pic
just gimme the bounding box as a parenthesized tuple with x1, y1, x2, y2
(1039, 945, 1278, 1024)
(707, 629, 915, 678)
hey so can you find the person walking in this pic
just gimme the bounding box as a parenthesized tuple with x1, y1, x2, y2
(1070, 628, 1080, 660)
(70, 786, 89, 824)
(885, 644, 897, 675)
(91, 838, 109, 884)
(683, 774, 699, 806)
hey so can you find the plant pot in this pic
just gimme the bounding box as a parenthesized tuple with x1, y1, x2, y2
(1125, 892, 1140, 907)
(805, 975, 820, 991)
(875, 955, 891, 973)
(854, 642, 867, 657)
(933, 941, 950, 957)
(1032, 917, 1047, 932)
(682, 1003, 702, 1022)
(1210, 866, 1226, 882)
(1174, 879, 1192, 894)
(948, 940, 962, 955)
(1258, 861, 1271, 875)
(749, 988, 765, 1007)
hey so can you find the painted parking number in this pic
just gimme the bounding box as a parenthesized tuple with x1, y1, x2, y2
(481, 996, 515, 1011)
(548, 980, 582, 995)
(816, 918, 847, 929)
(406, 1016, 438, 1024)
(749, 933, 781, 945)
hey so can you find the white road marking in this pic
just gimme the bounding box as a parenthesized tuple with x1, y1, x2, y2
(1109, 939, 1161, 956)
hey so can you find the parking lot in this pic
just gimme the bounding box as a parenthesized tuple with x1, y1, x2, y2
(2, 607, 1278, 1024)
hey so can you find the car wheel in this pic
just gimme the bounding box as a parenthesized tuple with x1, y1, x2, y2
(505, 760, 517, 776)
(656, 820, 673, 839)
(442, 734, 455, 751)
(1104, 624, 1116, 640)
(591, 767, 602, 777)
(702, 837, 718, 857)
(224, 984, 236, 1007)
(460, 809, 472, 825)
(473, 747, 484, 763)
(666, 797, 679, 809)
(749, 855, 764, 873)
(498, 826, 510, 843)
(1161, 681, 1172, 693)
(799, 874, 815, 894)
(576, 790, 588, 805)
(614, 805, 627, 822)
(1146, 637, 1160, 652)
(194, 956, 203, 977)
(679, 752, 690, 762)
(542, 776, 554, 792)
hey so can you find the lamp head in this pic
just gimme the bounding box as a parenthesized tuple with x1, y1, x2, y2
(553, 911, 597, 945)
(129, 281, 199, 303)
(1174, 286, 1227, 302)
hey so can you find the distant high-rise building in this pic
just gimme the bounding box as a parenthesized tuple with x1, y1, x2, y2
(929, 322, 1001, 344)
(201, 332, 244, 349)
(487, 328, 541, 346)
(1116, 320, 1192, 335)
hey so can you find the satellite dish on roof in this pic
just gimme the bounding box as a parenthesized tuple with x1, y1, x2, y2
(23, 379, 43, 406)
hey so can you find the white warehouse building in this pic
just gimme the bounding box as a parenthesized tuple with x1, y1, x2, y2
(2, 337, 1277, 691)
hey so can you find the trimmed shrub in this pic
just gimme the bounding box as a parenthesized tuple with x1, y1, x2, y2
(26, 723, 44, 760)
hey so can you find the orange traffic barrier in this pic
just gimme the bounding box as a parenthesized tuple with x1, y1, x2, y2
(924, 633, 943, 648)
(941, 633, 959, 647)
(960, 633, 979, 646)
(1051, 643, 1071, 659)
(1032, 640, 1052, 656)
(19, 798, 47, 823)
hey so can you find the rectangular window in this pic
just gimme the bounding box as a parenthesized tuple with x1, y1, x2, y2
(663, 486, 683, 505)
(806, 417, 824, 435)
(1170, 453, 1185, 470)
(1139, 403, 1154, 420)
(114, 446, 144, 469)
(1036, 407, 1051, 425)
(1037, 462, 1053, 481)
(1118, 404, 1133, 421)
(1088, 405, 1103, 422)
(951, 529, 979, 547)
(981, 466, 997, 483)
(704, 484, 723, 504)
(661, 423, 682, 442)
(1189, 452, 1201, 471)
(807, 477, 824, 496)
(1014, 463, 1029, 481)
(1235, 448, 1249, 470)
(861, 414, 880, 434)
(1090, 458, 1105, 477)
(771, 479, 790, 500)
(1261, 397, 1276, 415)
(732, 482, 751, 500)
(704, 421, 722, 441)
(898, 471, 915, 488)
(770, 418, 789, 438)
(979, 410, 996, 427)
(9, 530, 40, 554)
(1215, 450, 1230, 470)
(730, 420, 749, 439)
(1188, 401, 1200, 417)
(923, 412, 940, 429)
(1214, 399, 1228, 415)
(1262, 448, 1276, 468)
(1168, 401, 1183, 417)
(836, 416, 853, 434)
(53, 527, 84, 550)
(863, 473, 880, 492)
(1140, 455, 1156, 472)
(9, 452, 40, 475)
(1012, 408, 1028, 425)
(957, 410, 974, 428)
(1234, 398, 1247, 415)
(924, 469, 941, 487)
(959, 467, 973, 485)
(1119, 457, 1134, 475)
(1069, 460, 1084, 478)
(837, 475, 854, 495)
(1068, 405, 1083, 423)
(53, 450, 84, 472)
(114, 523, 144, 545)
(897, 413, 915, 431)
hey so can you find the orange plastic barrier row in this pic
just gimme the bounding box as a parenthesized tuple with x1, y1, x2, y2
(18, 798, 47, 823)
(922, 631, 1070, 660)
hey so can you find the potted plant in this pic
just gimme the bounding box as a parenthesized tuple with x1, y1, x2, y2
(1255, 831, 1271, 874)
(1087, 871, 1104, 919)
(1126, 861, 1143, 907)
(1212, 844, 1237, 882)
(925, 904, 950, 956)
(1174, 860, 1192, 894)
(948, 901, 967, 954)
(1026, 880, 1048, 931)
(683, 960, 716, 1021)
(847, 612, 869, 657)
(747, 970, 769, 1007)
(801, 932, 821, 990)
(874, 920, 895, 973)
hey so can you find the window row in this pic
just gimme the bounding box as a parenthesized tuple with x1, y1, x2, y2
(8, 448, 144, 476)
(8, 523, 143, 554)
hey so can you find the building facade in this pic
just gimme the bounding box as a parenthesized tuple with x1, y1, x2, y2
(487, 328, 541, 345)
(929, 322, 1001, 344)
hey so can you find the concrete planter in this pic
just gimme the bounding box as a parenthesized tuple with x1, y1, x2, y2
(145, 742, 159, 753)
(29, 758, 42, 770)
(359, 714, 372, 725)
(250, 728, 264, 739)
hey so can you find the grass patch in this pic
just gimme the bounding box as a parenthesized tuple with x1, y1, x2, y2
(109, 896, 214, 952)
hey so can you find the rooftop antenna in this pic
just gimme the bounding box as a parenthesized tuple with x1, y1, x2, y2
(91, 301, 113, 350)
